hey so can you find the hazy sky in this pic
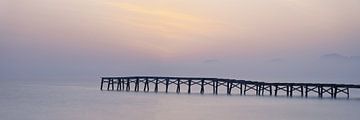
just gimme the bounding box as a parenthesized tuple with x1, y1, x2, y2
(1, 0, 360, 83)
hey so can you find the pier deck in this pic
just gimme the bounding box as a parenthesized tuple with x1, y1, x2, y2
(100, 76, 360, 99)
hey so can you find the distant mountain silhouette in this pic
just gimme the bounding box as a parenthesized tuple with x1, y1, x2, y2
(350, 56, 360, 61)
(321, 53, 360, 62)
(321, 53, 348, 60)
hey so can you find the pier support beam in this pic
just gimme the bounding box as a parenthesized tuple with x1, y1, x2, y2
(117, 78, 121, 91)
(286, 85, 289, 97)
(176, 79, 181, 93)
(154, 78, 159, 93)
(121, 78, 125, 90)
(143, 78, 149, 92)
(244, 83, 258, 95)
(107, 78, 114, 91)
(320, 86, 334, 98)
(239, 83, 243, 95)
(165, 78, 169, 93)
(226, 81, 233, 95)
(244, 83, 247, 95)
(305, 85, 319, 98)
(135, 78, 139, 92)
(212, 80, 216, 95)
(215, 80, 219, 95)
(334, 87, 350, 99)
(274, 85, 278, 96)
(261, 84, 272, 96)
(126, 78, 130, 91)
(100, 78, 104, 90)
(318, 85, 323, 98)
(200, 79, 205, 94)
(274, 85, 288, 96)
(188, 79, 191, 94)
(289, 85, 293, 97)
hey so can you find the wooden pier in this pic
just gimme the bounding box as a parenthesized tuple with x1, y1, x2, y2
(100, 76, 360, 99)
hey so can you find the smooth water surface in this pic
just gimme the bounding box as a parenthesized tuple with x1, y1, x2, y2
(1, 79, 360, 120)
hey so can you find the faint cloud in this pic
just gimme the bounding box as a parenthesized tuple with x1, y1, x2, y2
(104, 1, 225, 58)
(106, 2, 222, 39)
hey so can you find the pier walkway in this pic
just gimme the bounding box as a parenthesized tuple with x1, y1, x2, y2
(100, 76, 360, 99)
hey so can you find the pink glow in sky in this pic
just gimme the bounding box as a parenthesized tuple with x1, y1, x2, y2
(1, 0, 360, 82)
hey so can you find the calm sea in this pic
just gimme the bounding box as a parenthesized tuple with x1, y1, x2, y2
(1, 79, 360, 120)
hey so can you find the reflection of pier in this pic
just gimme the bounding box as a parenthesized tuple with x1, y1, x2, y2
(100, 76, 360, 99)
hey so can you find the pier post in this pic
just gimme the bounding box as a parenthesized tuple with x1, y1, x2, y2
(244, 83, 247, 95)
(188, 79, 191, 94)
(261, 84, 265, 96)
(212, 80, 216, 95)
(107, 78, 110, 91)
(226, 81, 230, 95)
(112, 79, 114, 90)
(318, 85, 323, 98)
(261, 84, 264, 96)
(120, 78, 123, 91)
(154, 78, 159, 93)
(305, 85, 308, 97)
(165, 78, 169, 93)
(215, 80, 219, 95)
(100, 78, 104, 90)
(300, 86, 304, 97)
(347, 87, 350, 99)
(260, 84, 272, 96)
(126, 78, 130, 91)
(289, 85, 293, 97)
(331, 86, 334, 98)
(117, 78, 121, 91)
(334, 86, 338, 98)
(176, 78, 181, 93)
(144, 78, 149, 92)
(240, 83, 243, 95)
(260, 84, 265, 96)
(274, 85, 278, 96)
(229, 82, 233, 95)
(256, 84, 259, 96)
(107, 78, 114, 91)
(135, 78, 139, 92)
(121, 78, 125, 90)
(201, 79, 205, 94)
(286, 85, 289, 97)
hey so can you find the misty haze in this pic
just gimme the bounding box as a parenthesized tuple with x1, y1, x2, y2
(1, 0, 360, 120)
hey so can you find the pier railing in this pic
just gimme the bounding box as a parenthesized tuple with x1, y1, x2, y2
(100, 76, 360, 99)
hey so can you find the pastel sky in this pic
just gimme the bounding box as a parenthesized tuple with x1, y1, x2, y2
(1, 0, 360, 83)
